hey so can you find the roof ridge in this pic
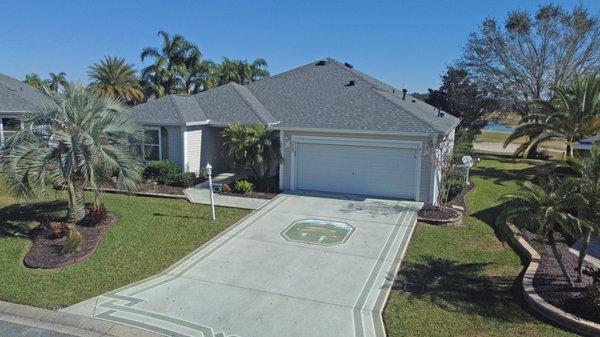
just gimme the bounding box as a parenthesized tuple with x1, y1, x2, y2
(373, 89, 441, 132)
(167, 95, 186, 124)
(230, 83, 278, 124)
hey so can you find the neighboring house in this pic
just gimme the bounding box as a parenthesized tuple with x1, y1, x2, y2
(0, 73, 49, 146)
(130, 58, 460, 203)
(574, 135, 600, 156)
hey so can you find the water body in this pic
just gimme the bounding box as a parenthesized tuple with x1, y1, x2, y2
(484, 122, 515, 133)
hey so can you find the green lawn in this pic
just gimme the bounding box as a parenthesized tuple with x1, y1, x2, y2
(476, 131, 520, 144)
(0, 181, 249, 309)
(384, 157, 575, 337)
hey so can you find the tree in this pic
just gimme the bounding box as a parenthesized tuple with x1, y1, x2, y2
(181, 50, 216, 94)
(426, 67, 497, 139)
(500, 180, 576, 239)
(23, 73, 46, 90)
(214, 58, 270, 86)
(140, 31, 197, 97)
(505, 74, 600, 157)
(221, 124, 281, 178)
(461, 4, 600, 115)
(88, 56, 144, 103)
(47, 72, 68, 92)
(555, 148, 600, 282)
(0, 84, 143, 223)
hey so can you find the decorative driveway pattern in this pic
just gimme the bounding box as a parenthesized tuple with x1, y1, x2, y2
(281, 218, 354, 245)
(64, 192, 421, 337)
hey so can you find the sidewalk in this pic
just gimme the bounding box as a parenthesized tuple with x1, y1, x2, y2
(183, 172, 268, 210)
(0, 301, 162, 337)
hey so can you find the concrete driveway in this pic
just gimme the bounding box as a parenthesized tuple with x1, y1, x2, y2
(64, 192, 421, 337)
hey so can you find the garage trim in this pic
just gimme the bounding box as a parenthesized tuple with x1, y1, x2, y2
(290, 135, 423, 200)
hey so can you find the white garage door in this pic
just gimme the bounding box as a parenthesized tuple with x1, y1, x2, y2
(293, 138, 421, 199)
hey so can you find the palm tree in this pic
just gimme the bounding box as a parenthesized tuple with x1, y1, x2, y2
(181, 50, 216, 94)
(505, 74, 600, 157)
(0, 84, 144, 223)
(47, 72, 68, 92)
(499, 180, 578, 242)
(23, 73, 46, 90)
(88, 56, 144, 103)
(555, 148, 600, 281)
(216, 58, 243, 85)
(221, 124, 281, 178)
(248, 58, 269, 82)
(140, 31, 197, 97)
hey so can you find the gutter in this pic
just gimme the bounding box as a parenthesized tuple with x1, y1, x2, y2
(185, 119, 211, 127)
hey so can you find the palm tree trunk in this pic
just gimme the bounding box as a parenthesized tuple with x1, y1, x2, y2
(566, 142, 573, 158)
(67, 176, 86, 223)
(576, 227, 592, 283)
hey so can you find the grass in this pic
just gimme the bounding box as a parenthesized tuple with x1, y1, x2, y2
(383, 157, 576, 337)
(476, 131, 565, 151)
(0, 181, 249, 309)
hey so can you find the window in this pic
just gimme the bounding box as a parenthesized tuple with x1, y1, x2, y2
(0, 117, 22, 145)
(132, 127, 162, 162)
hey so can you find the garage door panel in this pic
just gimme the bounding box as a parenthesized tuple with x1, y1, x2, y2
(294, 142, 418, 199)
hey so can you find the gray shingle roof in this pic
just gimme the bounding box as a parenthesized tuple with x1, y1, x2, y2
(130, 58, 459, 134)
(0, 73, 50, 112)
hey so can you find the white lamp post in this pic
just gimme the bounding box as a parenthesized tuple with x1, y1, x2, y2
(206, 163, 216, 220)
(461, 155, 474, 185)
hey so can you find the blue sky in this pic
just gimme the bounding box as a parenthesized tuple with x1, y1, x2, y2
(1, 0, 598, 93)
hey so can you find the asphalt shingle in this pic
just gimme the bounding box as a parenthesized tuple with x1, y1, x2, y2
(0, 73, 50, 112)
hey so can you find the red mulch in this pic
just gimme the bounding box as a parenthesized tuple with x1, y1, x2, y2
(522, 230, 598, 323)
(23, 214, 117, 269)
(221, 190, 278, 200)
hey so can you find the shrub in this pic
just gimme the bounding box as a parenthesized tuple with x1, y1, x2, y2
(582, 267, 600, 321)
(235, 179, 254, 194)
(171, 172, 197, 188)
(44, 221, 69, 239)
(443, 166, 467, 202)
(61, 227, 83, 256)
(87, 203, 107, 226)
(221, 183, 231, 193)
(143, 160, 180, 185)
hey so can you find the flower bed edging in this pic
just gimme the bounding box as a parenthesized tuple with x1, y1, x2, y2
(506, 223, 600, 336)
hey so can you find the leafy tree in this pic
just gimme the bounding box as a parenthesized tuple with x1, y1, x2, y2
(23, 73, 46, 90)
(461, 4, 600, 115)
(47, 72, 68, 92)
(140, 31, 197, 97)
(555, 148, 600, 281)
(221, 124, 281, 178)
(0, 84, 143, 223)
(88, 56, 144, 103)
(426, 67, 497, 139)
(505, 74, 600, 157)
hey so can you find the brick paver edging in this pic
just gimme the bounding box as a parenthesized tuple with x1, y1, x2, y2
(506, 223, 600, 337)
(0, 301, 162, 336)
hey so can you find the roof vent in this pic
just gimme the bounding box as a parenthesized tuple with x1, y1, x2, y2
(344, 62, 354, 69)
(411, 99, 416, 103)
(402, 89, 407, 100)
(347, 80, 355, 86)
(315, 60, 328, 66)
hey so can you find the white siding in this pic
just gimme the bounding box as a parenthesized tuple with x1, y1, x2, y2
(184, 126, 203, 173)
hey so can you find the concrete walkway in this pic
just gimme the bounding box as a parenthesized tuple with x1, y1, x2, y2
(64, 192, 421, 337)
(184, 173, 268, 210)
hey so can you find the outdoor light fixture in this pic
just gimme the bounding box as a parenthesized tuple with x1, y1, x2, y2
(206, 163, 216, 220)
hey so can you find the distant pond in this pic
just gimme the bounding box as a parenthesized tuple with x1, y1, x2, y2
(484, 122, 515, 133)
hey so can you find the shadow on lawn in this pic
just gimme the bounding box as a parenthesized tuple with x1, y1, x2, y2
(0, 200, 68, 238)
(392, 256, 529, 323)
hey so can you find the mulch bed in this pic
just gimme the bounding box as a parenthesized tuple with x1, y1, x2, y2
(220, 190, 278, 200)
(417, 181, 474, 224)
(23, 214, 117, 269)
(522, 230, 598, 323)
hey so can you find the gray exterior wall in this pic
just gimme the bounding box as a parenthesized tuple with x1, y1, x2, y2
(201, 126, 228, 173)
(279, 130, 439, 203)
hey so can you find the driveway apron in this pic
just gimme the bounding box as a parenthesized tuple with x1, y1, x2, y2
(64, 192, 421, 337)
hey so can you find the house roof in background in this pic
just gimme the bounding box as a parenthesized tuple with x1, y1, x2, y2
(0, 73, 49, 112)
(130, 58, 459, 134)
(574, 135, 600, 150)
